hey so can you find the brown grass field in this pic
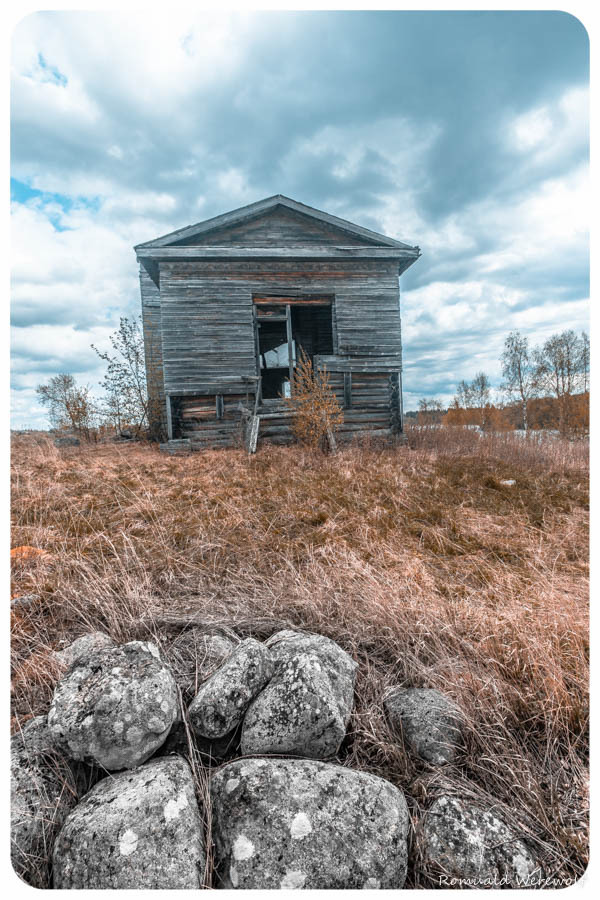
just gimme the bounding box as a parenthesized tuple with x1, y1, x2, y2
(10, 428, 589, 887)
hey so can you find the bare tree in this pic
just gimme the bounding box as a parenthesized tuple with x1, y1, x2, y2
(417, 398, 444, 426)
(36, 374, 95, 438)
(455, 379, 474, 410)
(534, 330, 584, 434)
(454, 373, 491, 428)
(92, 317, 149, 435)
(501, 330, 538, 430)
(580, 331, 590, 393)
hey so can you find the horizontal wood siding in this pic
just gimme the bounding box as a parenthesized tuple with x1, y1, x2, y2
(173, 205, 377, 248)
(158, 259, 401, 396)
(327, 371, 394, 440)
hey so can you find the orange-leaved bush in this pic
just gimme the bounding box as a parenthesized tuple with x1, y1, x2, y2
(284, 349, 343, 451)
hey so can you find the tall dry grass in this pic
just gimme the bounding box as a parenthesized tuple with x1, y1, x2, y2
(10, 430, 588, 886)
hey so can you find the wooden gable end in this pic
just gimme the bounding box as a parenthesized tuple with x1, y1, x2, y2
(170, 204, 383, 248)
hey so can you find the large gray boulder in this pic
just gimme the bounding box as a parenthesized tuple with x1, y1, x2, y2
(48, 640, 178, 771)
(241, 631, 357, 758)
(52, 756, 205, 889)
(188, 638, 273, 739)
(52, 631, 115, 671)
(210, 758, 409, 889)
(385, 688, 465, 765)
(11, 717, 82, 888)
(419, 795, 541, 888)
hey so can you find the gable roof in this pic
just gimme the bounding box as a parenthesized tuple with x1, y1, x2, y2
(134, 194, 418, 252)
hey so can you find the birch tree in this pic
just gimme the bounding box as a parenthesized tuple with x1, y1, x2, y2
(500, 330, 538, 430)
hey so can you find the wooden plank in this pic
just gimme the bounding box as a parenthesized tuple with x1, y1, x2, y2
(138, 247, 418, 260)
(343, 372, 352, 409)
(254, 296, 332, 305)
(165, 395, 173, 441)
(248, 415, 260, 454)
(286, 304, 294, 389)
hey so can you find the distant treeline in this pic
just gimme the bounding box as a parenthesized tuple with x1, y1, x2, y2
(408, 328, 589, 437)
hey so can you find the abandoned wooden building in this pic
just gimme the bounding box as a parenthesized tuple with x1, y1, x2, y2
(135, 195, 421, 451)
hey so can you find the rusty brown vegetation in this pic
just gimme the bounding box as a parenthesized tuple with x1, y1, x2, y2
(10, 429, 588, 886)
(284, 349, 344, 450)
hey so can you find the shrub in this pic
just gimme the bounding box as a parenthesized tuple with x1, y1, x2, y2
(284, 349, 343, 452)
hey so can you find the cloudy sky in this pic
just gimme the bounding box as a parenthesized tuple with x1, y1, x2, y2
(11, 10, 589, 428)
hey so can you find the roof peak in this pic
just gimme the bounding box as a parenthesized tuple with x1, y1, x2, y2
(134, 194, 418, 252)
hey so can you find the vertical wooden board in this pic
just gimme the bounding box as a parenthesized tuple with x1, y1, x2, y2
(343, 372, 352, 409)
(140, 262, 166, 438)
(165, 395, 173, 441)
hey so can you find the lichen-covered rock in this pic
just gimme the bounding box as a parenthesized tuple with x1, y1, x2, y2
(11, 717, 83, 888)
(11, 592, 40, 610)
(241, 632, 357, 758)
(52, 756, 205, 889)
(52, 631, 115, 670)
(188, 638, 273, 739)
(385, 688, 464, 765)
(210, 758, 409, 889)
(48, 641, 178, 771)
(419, 795, 541, 888)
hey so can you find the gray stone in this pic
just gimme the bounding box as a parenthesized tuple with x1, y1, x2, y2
(11, 717, 81, 888)
(241, 632, 357, 758)
(48, 640, 178, 771)
(54, 435, 80, 447)
(52, 756, 205, 889)
(189, 638, 273, 739)
(385, 688, 464, 765)
(210, 758, 409, 889)
(52, 631, 115, 670)
(419, 795, 541, 888)
(11, 593, 40, 610)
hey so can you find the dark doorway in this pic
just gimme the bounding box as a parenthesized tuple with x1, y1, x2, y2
(254, 298, 334, 401)
(257, 318, 294, 399)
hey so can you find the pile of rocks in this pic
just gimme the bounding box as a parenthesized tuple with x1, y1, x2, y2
(11, 628, 541, 890)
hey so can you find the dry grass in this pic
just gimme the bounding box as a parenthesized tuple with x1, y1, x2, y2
(11, 429, 588, 886)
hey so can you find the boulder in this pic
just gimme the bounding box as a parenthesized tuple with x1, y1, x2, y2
(210, 758, 409, 889)
(54, 435, 80, 447)
(241, 631, 357, 758)
(384, 688, 464, 765)
(11, 717, 82, 888)
(11, 593, 40, 611)
(52, 631, 115, 670)
(47, 640, 178, 771)
(188, 638, 273, 740)
(52, 756, 205, 889)
(419, 795, 541, 888)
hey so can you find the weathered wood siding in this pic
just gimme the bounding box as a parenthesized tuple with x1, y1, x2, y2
(173, 206, 378, 248)
(158, 259, 401, 397)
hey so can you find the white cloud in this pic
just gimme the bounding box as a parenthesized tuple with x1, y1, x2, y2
(10, 12, 589, 427)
